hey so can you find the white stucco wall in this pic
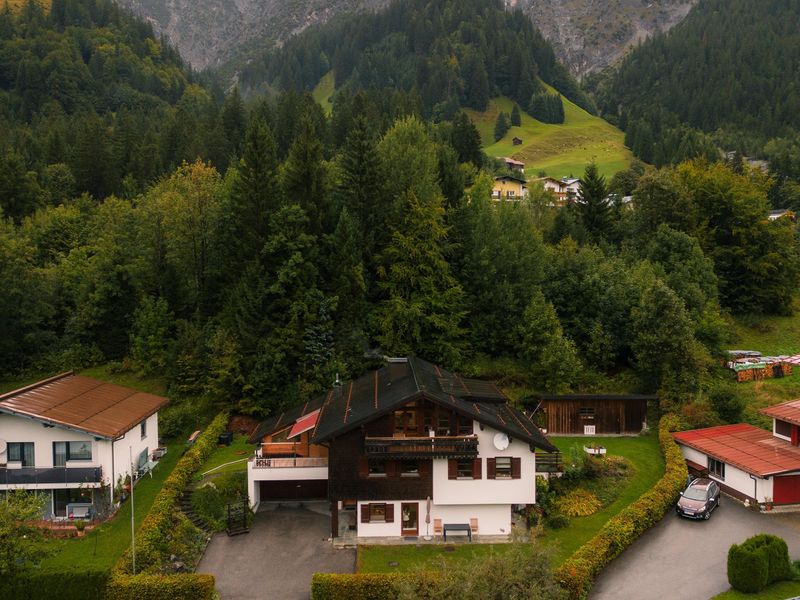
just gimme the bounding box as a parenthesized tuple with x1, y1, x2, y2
(432, 421, 536, 505)
(679, 444, 772, 502)
(356, 500, 512, 537)
(0, 411, 159, 501)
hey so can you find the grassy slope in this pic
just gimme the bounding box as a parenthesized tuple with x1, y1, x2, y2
(312, 71, 335, 117)
(728, 307, 800, 428)
(465, 90, 633, 179)
(195, 434, 253, 480)
(359, 433, 662, 572)
(7, 0, 50, 11)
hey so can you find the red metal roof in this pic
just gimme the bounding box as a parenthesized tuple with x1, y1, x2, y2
(288, 409, 320, 439)
(673, 423, 800, 477)
(0, 372, 168, 439)
(761, 399, 800, 426)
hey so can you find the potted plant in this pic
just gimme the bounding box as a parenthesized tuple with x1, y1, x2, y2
(74, 519, 87, 537)
(764, 496, 773, 511)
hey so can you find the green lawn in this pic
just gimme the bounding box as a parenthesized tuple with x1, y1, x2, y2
(312, 71, 335, 116)
(465, 91, 633, 179)
(195, 434, 254, 480)
(545, 434, 664, 562)
(711, 580, 800, 600)
(358, 433, 663, 573)
(39, 441, 182, 572)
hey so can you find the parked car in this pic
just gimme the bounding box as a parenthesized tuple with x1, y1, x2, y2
(676, 477, 721, 520)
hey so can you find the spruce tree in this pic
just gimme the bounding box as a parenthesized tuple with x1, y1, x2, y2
(577, 162, 611, 240)
(282, 115, 329, 237)
(451, 112, 483, 166)
(511, 104, 522, 127)
(494, 112, 511, 141)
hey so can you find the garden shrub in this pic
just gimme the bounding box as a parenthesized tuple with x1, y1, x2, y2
(545, 512, 570, 529)
(728, 534, 792, 592)
(106, 573, 216, 600)
(311, 572, 407, 600)
(114, 411, 229, 575)
(555, 415, 687, 599)
(192, 484, 226, 531)
(0, 569, 109, 600)
(557, 489, 602, 517)
(727, 544, 769, 593)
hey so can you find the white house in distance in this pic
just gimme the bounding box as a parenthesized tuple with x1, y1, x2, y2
(538, 176, 581, 203)
(248, 357, 556, 542)
(0, 372, 168, 519)
(673, 399, 800, 506)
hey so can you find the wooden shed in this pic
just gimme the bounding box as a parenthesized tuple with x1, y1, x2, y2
(529, 394, 655, 435)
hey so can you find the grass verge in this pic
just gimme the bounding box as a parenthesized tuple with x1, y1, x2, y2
(711, 580, 800, 600)
(195, 434, 253, 480)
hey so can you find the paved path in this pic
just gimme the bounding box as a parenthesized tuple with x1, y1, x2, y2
(590, 501, 800, 600)
(197, 504, 355, 600)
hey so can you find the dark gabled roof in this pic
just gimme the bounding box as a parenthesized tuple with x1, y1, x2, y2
(309, 357, 556, 452)
(247, 395, 327, 444)
(493, 175, 527, 185)
(533, 394, 657, 403)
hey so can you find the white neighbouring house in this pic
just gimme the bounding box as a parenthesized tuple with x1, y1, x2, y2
(248, 357, 557, 541)
(672, 399, 800, 506)
(538, 176, 581, 203)
(0, 372, 168, 519)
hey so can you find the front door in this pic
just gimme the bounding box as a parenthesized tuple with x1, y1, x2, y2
(401, 502, 418, 536)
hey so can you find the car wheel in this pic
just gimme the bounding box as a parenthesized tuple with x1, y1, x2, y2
(703, 511, 711, 520)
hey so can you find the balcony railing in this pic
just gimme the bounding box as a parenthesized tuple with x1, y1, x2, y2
(251, 457, 328, 469)
(259, 442, 303, 457)
(536, 452, 563, 473)
(364, 435, 479, 459)
(0, 466, 103, 485)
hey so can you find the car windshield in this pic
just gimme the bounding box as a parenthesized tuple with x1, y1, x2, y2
(683, 487, 707, 501)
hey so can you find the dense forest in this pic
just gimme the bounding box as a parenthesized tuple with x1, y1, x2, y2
(591, 0, 800, 187)
(234, 0, 594, 119)
(1, 0, 799, 435)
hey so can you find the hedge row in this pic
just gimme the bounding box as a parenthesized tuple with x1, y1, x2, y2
(106, 573, 216, 600)
(311, 573, 410, 600)
(0, 569, 109, 600)
(728, 534, 792, 593)
(115, 411, 229, 574)
(555, 414, 688, 599)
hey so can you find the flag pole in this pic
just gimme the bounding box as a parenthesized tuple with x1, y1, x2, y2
(130, 446, 136, 574)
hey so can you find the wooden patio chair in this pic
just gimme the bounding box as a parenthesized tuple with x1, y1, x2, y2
(433, 518, 443, 537)
(469, 518, 479, 534)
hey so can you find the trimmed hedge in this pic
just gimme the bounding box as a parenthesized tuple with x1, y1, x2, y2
(728, 534, 792, 593)
(106, 573, 216, 600)
(311, 572, 409, 600)
(555, 414, 688, 599)
(0, 569, 109, 600)
(115, 411, 229, 574)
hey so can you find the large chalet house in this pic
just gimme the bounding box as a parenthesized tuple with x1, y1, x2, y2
(538, 176, 580, 203)
(0, 372, 168, 520)
(673, 399, 800, 506)
(248, 357, 556, 541)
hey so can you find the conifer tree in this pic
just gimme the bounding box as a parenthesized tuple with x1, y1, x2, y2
(450, 111, 483, 166)
(577, 162, 610, 240)
(494, 111, 511, 141)
(511, 104, 522, 127)
(282, 115, 329, 237)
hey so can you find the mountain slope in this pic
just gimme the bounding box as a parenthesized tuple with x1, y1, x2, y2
(116, 0, 386, 70)
(598, 0, 800, 160)
(468, 93, 632, 179)
(515, 0, 697, 78)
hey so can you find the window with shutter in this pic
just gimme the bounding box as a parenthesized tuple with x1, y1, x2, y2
(448, 459, 458, 479)
(361, 504, 370, 523)
(385, 503, 395, 523)
(472, 458, 482, 479)
(511, 457, 522, 479)
(487, 457, 496, 479)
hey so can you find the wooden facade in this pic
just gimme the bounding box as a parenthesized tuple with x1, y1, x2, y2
(258, 429, 329, 459)
(534, 395, 653, 435)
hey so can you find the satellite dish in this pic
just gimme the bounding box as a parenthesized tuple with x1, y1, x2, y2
(0, 440, 6, 454)
(493, 432, 510, 451)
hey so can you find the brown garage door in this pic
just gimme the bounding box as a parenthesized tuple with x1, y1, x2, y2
(259, 480, 328, 501)
(773, 474, 800, 504)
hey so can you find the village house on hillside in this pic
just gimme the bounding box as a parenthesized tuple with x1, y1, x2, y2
(248, 357, 555, 542)
(0, 372, 168, 520)
(491, 175, 528, 201)
(673, 399, 800, 506)
(538, 176, 581, 203)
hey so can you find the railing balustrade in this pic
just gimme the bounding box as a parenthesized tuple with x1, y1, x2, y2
(251, 457, 328, 469)
(364, 434, 479, 458)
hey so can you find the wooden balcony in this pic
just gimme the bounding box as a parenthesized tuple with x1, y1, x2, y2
(259, 442, 303, 456)
(251, 457, 328, 469)
(364, 435, 478, 459)
(536, 452, 563, 473)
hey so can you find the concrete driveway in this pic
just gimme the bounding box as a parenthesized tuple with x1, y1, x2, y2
(197, 503, 355, 600)
(590, 500, 800, 600)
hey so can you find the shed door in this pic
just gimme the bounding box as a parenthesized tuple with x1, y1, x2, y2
(773, 475, 800, 504)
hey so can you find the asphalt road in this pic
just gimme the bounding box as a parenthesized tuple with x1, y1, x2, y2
(590, 500, 800, 600)
(197, 504, 355, 600)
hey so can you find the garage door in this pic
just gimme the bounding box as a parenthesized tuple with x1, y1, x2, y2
(259, 479, 327, 501)
(773, 474, 800, 504)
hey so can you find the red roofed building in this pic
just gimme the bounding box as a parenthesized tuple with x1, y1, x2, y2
(673, 400, 800, 506)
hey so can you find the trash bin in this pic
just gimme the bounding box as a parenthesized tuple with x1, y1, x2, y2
(218, 431, 234, 446)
